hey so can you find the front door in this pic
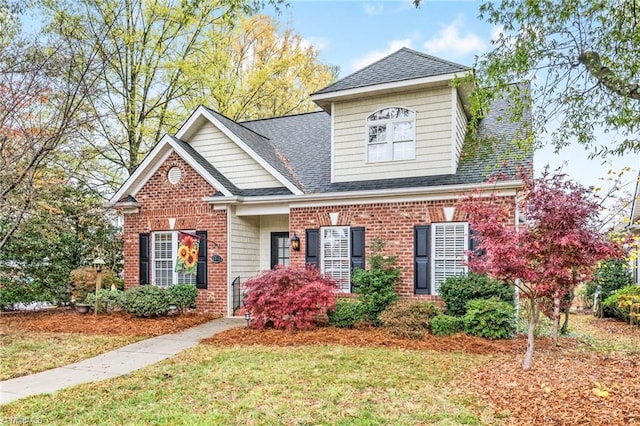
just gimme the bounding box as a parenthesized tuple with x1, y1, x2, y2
(270, 232, 290, 269)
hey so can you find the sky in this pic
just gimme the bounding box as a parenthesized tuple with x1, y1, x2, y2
(267, 0, 639, 193)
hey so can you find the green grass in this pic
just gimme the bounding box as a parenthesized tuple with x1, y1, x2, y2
(1, 345, 490, 425)
(0, 332, 142, 380)
(567, 313, 640, 354)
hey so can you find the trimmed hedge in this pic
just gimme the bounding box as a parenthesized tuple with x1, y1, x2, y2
(85, 289, 123, 312)
(168, 283, 198, 312)
(119, 285, 173, 317)
(463, 298, 516, 339)
(328, 298, 365, 328)
(430, 314, 463, 336)
(439, 273, 514, 317)
(380, 301, 440, 339)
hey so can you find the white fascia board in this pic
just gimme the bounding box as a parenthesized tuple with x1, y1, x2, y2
(109, 135, 174, 204)
(177, 106, 303, 196)
(202, 180, 522, 208)
(310, 73, 462, 102)
(451, 87, 457, 174)
(235, 204, 290, 216)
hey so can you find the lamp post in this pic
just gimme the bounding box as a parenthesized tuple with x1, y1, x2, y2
(244, 310, 251, 328)
(93, 257, 105, 316)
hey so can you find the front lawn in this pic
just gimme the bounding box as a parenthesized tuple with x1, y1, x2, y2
(0, 332, 141, 380)
(2, 313, 638, 425)
(0, 309, 219, 380)
(1, 345, 488, 425)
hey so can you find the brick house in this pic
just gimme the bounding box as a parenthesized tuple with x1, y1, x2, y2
(110, 48, 531, 316)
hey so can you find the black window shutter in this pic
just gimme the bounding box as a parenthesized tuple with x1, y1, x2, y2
(305, 229, 319, 268)
(139, 233, 150, 285)
(350, 227, 365, 271)
(195, 230, 207, 289)
(350, 227, 365, 293)
(414, 225, 431, 294)
(469, 226, 486, 257)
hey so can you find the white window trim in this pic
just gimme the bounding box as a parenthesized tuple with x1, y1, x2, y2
(151, 230, 197, 288)
(364, 106, 416, 164)
(431, 222, 469, 295)
(321, 226, 351, 293)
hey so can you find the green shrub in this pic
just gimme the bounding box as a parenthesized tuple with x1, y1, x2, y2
(380, 301, 440, 339)
(352, 238, 401, 326)
(85, 289, 123, 312)
(430, 314, 463, 336)
(463, 298, 516, 339)
(602, 285, 640, 322)
(119, 285, 172, 317)
(439, 273, 514, 317)
(168, 283, 198, 312)
(585, 259, 633, 308)
(69, 267, 121, 303)
(328, 298, 365, 328)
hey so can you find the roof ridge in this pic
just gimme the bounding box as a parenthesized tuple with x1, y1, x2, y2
(240, 110, 326, 124)
(203, 106, 272, 141)
(398, 47, 469, 71)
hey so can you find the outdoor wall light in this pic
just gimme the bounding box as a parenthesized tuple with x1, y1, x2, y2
(290, 234, 301, 251)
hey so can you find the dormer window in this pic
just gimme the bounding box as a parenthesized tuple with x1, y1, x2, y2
(366, 107, 416, 163)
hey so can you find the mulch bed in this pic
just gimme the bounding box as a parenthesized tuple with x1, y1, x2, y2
(202, 326, 568, 355)
(0, 309, 220, 337)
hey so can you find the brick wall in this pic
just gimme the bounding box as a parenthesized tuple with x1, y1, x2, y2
(121, 152, 228, 315)
(289, 198, 515, 302)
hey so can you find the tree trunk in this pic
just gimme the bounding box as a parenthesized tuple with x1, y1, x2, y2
(523, 297, 539, 371)
(552, 294, 561, 345)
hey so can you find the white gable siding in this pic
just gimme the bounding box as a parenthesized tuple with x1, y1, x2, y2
(332, 86, 453, 183)
(187, 121, 283, 189)
(453, 89, 467, 172)
(230, 211, 260, 284)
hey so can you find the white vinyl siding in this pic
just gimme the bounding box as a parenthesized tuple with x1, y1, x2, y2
(186, 121, 283, 189)
(321, 227, 350, 292)
(333, 87, 453, 183)
(152, 231, 196, 288)
(432, 222, 468, 294)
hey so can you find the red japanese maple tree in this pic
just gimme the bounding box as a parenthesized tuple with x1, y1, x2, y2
(462, 170, 621, 370)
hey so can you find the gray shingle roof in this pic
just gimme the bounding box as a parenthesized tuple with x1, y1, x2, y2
(242, 112, 331, 193)
(203, 107, 301, 191)
(313, 47, 469, 95)
(242, 85, 532, 194)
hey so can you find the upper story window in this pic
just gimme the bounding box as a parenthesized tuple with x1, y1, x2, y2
(366, 107, 416, 163)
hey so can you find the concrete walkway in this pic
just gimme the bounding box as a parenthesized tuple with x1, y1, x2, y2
(1, 317, 244, 405)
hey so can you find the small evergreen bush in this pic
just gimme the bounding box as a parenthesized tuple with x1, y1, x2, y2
(430, 314, 463, 336)
(439, 273, 514, 317)
(602, 285, 640, 322)
(85, 289, 123, 312)
(243, 265, 337, 330)
(328, 298, 365, 328)
(380, 301, 440, 339)
(169, 283, 198, 312)
(352, 238, 400, 325)
(119, 285, 172, 317)
(463, 298, 516, 339)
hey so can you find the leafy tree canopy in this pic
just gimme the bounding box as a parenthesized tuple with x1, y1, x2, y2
(417, 0, 640, 157)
